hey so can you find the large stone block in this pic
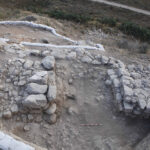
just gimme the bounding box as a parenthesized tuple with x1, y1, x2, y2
(42, 56, 55, 70)
(22, 94, 47, 109)
(26, 83, 48, 94)
(29, 71, 49, 84)
(47, 71, 57, 102)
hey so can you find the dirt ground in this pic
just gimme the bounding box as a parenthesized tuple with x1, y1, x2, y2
(0, 18, 150, 150)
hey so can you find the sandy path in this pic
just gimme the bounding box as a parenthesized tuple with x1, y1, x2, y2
(91, 0, 150, 16)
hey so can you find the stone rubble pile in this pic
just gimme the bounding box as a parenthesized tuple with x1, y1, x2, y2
(0, 54, 57, 123)
(74, 50, 150, 117)
(106, 61, 150, 117)
(1, 38, 150, 119)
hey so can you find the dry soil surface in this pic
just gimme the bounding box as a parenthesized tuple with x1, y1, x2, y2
(0, 22, 150, 150)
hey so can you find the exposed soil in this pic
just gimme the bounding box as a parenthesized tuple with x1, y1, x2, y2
(0, 18, 150, 150)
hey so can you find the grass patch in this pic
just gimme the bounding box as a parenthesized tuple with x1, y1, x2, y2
(48, 10, 91, 23)
(1, 0, 150, 42)
(100, 17, 117, 27)
(119, 22, 150, 42)
(139, 43, 149, 53)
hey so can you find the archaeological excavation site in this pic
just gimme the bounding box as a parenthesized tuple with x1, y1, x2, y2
(0, 9, 150, 150)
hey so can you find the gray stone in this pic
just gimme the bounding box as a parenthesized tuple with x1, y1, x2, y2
(22, 15, 37, 21)
(47, 71, 57, 101)
(49, 114, 57, 124)
(19, 52, 27, 58)
(6, 79, 11, 83)
(47, 85, 57, 102)
(34, 61, 41, 69)
(24, 60, 33, 69)
(113, 78, 120, 88)
(117, 68, 130, 77)
(42, 51, 50, 57)
(28, 71, 48, 84)
(22, 94, 47, 109)
(146, 102, 150, 113)
(24, 125, 30, 131)
(51, 50, 66, 59)
(10, 104, 19, 114)
(120, 76, 132, 86)
(105, 80, 112, 86)
(15, 96, 21, 102)
(30, 50, 41, 56)
(28, 114, 34, 121)
(26, 83, 48, 94)
(115, 93, 122, 103)
(109, 74, 118, 81)
(122, 85, 133, 96)
(117, 60, 125, 68)
(18, 80, 26, 86)
(81, 55, 92, 63)
(41, 38, 49, 44)
(130, 72, 141, 79)
(124, 96, 132, 103)
(3, 110, 12, 119)
(91, 60, 101, 65)
(108, 57, 116, 66)
(127, 64, 135, 72)
(68, 106, 78, 115)
(0, 93, 4, 98)
(147, 65, 150, 71)
(68, 78, 73, 84)
(137, 64, 144, 71)
(9, 66, 15, 74)
(45, 103, 57, 115)
(123, 102, 133, 113)
(42, 56, 55, 70)
(101, 56, 109, 64)
(107, 69, 115, 76)
(66, 52, 77, 60)
(138, 99, 146, 110)
(22, 70, 32, 76)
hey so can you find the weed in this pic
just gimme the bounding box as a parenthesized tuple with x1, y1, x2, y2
(48, 10, 91, 23)
(119, 22, 150, 42)
(100, 17, 117, 27)
(139, 43, 149, 53)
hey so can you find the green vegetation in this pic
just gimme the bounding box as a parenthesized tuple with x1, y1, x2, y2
(119, 22, 150, 41)
(0, 0, 150, 42)
(100, 17, 117, 27)
(48, 10, 91, 23)
(139, 43, 149, 53)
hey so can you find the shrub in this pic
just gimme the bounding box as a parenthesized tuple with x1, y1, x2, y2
(119, 22, 150, 42)
(100, 17, 117, 27)
(48, 10, 90, 23)
(13, 0, 50, 8)
(117, 39, 129, 49)
(117, 39, 141, 51)
(138, 43, 149, 53)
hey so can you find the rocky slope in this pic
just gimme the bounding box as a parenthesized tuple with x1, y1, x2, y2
(0, 19, 150, 150)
